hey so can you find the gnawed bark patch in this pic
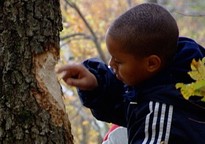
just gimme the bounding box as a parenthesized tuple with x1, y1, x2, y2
(32, 44, 69, 128)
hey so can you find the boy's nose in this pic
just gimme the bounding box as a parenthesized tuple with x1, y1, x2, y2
(108, 58, 114, 68)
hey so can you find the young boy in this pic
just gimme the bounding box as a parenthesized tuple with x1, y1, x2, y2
(57, 3, 205, 144)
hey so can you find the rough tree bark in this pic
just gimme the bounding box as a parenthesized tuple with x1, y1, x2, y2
(0, 0, 73, 143)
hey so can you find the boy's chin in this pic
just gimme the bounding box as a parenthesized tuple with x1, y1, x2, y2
(125, 80, 139, 87)
(116, 75, 137, 86)
(122, 80, 135, 86)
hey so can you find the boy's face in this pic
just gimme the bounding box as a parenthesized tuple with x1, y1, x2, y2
(106, 35, 151, 86)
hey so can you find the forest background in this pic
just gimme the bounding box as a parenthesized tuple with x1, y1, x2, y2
(59, 0, 205, 143)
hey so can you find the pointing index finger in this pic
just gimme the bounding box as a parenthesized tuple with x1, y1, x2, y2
(56, 64, 71, 73)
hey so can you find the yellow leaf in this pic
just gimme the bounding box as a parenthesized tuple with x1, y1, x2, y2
(176, 58, 205, 102)
(188, 59, 205, 80)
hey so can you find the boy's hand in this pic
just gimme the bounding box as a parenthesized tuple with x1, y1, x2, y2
(56, 63, 98, 90)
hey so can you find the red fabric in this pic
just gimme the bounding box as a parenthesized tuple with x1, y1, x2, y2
(103, 124, 119, 141)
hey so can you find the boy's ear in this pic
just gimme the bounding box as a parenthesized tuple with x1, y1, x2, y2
(145, 55, 161, 72)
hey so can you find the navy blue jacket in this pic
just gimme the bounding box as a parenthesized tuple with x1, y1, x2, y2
(78, 37, 205, 144)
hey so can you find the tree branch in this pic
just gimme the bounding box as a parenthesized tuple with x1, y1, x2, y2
(60, 33, 92, 41)
(174, 11, 205, 17)
(64, 0, 107, 63)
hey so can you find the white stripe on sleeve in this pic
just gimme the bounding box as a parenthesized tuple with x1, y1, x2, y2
(142, 101, 173, 144)
(150, 102, 160, 144)
(142, 101, 154, 144)
(156, 103, 166, 144)
(164, 105, 173, 144)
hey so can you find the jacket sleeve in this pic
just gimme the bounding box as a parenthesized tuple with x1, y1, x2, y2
(128, 101, 175, 144)
(128, 84, 205, 144)
(77, 58, 128, 126)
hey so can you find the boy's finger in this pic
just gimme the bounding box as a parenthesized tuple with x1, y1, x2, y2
(66, 78, 78, 87)
(66, 78, 87, 90)
(56, 65, 71, 73)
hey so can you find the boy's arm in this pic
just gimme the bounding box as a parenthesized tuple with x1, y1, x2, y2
(128, 101, 174, 143)
(129, 84, 202, 144)
(78, 58, 128, 126)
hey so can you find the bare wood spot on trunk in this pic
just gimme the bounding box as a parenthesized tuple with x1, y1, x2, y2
(32, 44, 69, 128)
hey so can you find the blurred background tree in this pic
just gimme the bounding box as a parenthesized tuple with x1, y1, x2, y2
(58, 0, 205, 143)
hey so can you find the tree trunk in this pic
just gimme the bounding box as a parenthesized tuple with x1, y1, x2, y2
(0, 0, 73, 143)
